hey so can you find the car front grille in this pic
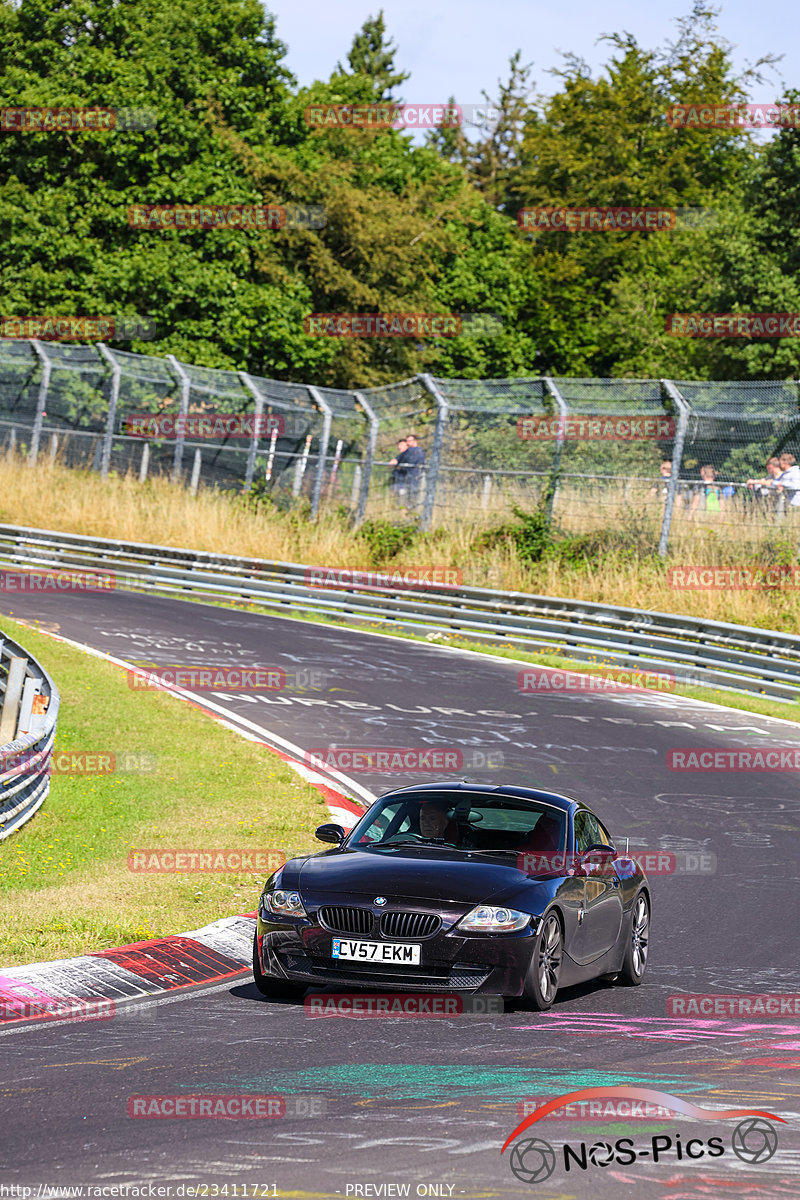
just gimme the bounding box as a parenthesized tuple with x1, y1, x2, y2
(318, 906, 374, 936)
(380, 911, 441, 939)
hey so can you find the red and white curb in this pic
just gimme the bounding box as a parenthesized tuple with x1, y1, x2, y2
(0, 625, 371, 1028)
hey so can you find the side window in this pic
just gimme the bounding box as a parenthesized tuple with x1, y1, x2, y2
(574, 810, 605, 853)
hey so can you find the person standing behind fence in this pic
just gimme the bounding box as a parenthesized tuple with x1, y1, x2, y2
(688, 464, 725, 518)
(389, 438, 409, 503)
(746, 457, 782, 510)
(403, 433, 426, 507)
(776, 452, 800, 511)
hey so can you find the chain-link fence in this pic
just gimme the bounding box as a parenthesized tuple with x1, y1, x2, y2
(3, 338, 800, 552)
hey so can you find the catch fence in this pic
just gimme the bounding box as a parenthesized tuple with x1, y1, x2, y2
(2, 338, 800, 553)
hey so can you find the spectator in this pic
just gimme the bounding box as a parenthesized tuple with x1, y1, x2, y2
(388, 438, 409, 502)
(776, 452, 800, 509)
(649, 459, 688, 509)
(689, 464, 724, 518)
(403, 433, 426, 506)
(747, 457, 782, 509)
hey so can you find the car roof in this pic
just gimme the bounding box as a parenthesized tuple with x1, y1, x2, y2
(378, 779, 579, 814)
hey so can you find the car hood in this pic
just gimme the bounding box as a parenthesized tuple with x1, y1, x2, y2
(292, 845, 538, 908)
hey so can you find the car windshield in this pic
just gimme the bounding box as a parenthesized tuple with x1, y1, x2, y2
(347, 792, 567, 855)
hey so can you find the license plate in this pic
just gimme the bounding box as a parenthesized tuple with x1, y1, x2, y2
(331, 939, 420, 964)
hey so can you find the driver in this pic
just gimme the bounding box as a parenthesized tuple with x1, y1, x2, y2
(418, 799, 460, 844)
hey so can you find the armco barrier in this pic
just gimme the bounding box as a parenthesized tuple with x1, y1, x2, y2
(0, 523, 798, 703)
(0, 628, 59, 838)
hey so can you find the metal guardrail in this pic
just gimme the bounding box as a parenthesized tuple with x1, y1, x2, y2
(0, 523, 798, 705)
(0, 628, 60, 839)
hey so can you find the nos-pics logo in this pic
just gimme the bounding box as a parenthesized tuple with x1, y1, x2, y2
(501, 1087, 783, 1184)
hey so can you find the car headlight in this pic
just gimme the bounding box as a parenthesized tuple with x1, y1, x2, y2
(262, 889, 306, 918)
(458, 905, 531, 933)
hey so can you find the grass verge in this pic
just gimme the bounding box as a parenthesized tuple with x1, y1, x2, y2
(0, 614, 328, 968)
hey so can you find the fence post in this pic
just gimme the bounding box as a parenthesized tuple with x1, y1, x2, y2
(350, 464, 362, 507)
(481, 474, 492, 510)
(418, 374, 449, 530)
(307, 387, 332, 520)
(96, 342, 121, 480)
(190, 448, 202, 495)
(0, 656, 27, 742)
(28, 340, 51, 467)
(238, 371, 266, 491)
(543, 377, 568, 525)
(166, 355, 191, 481)
(48, 434, 58, 464)
(139, 442, 150, 483)
(658, 379, 691, 558)
(353, 390, 379, 527)
(293, 435, 311, 496)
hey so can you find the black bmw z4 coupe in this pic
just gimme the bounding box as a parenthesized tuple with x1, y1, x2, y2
(253, 781, 651, 1009)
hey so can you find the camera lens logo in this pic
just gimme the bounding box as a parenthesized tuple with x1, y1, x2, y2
(731, 1118, 779, 1164)
(588, 1140, 615, 1166)
(508, 1137, 556, 1184)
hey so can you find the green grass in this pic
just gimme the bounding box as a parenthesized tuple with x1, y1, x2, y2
(0, 614, 327, 967)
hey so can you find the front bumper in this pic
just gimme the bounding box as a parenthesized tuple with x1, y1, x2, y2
(256, 915, 541, 997)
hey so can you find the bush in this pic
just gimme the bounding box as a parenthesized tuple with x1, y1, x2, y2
(357, 519, 419, 566)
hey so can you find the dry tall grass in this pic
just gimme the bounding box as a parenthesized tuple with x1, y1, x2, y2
(2, 448, 799, 632)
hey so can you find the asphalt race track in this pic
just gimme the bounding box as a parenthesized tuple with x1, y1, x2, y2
(1, 588, 799, 1198)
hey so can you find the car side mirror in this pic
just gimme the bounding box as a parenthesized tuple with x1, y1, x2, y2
(315, 823, 345, 845)
(576, 843, 617, 874)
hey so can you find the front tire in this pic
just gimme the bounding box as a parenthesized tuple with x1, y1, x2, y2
(523, 912, 563, 1011)
(252, 933, 306, 1000)
(618, 892, 650, 986)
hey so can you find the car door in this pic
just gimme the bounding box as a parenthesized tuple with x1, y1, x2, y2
(570, 809, 624, 963)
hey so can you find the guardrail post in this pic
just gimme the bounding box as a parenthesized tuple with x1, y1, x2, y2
(17, 677, 40, 737)
(28, 340, 51, 467)
(307, 387, 332, 520)
(0, 656, 27, 743)
(96, 343, 121, 480)
(166, 355, 191, 481)
(543, 377, 568, 526)
(239, 371, 266, 491)
(659, 379, 691, 558)
(353, 391, 379, 527)
(418, 374, 449, 530)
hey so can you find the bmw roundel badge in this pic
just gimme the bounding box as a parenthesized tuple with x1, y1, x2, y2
(374, 896, 387, 906)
